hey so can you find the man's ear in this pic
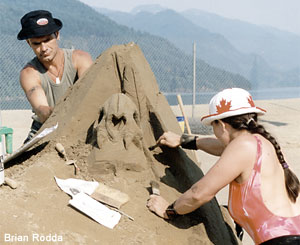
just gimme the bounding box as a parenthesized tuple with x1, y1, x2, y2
(26, 39, 31, 46)
(55, 31, 60, 40)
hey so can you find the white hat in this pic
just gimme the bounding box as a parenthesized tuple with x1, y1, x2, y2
(201, 88, 266, 126)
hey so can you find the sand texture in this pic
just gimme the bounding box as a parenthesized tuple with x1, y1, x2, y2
(0, 44, 241, 244)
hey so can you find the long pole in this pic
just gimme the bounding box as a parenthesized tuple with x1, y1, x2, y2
(177, 94, 192, 134)
(177, 94, 199, 162)
(192, 42, 196, 118)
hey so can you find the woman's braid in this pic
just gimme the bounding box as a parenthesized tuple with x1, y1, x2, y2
(222, 113, 300, 202)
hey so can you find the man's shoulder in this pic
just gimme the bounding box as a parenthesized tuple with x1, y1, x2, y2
(71, 49, 93, 73)
(20, 63, 41, 87)
(21, 62, 38, 75)
(72, 49, 92, 59)
(21, 56, 40, 72)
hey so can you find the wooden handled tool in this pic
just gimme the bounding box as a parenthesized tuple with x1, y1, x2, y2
(4, 177, 18, 189)
(91, 182, 130, 209)
(148, 143, 160, 151)
(55, 143, 80, 175)
(150, 180, 160, 195)
(176, 94, 199, 162)
(55, 143, 68, 160)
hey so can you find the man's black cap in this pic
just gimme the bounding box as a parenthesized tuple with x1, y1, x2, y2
(17, 10, 62, 40)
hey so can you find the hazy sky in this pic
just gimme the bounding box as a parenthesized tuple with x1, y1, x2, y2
(79, 0, 300, 35)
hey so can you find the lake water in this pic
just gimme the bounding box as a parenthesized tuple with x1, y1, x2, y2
(164, 86, 300, 106)
(1, 86, 300, 110)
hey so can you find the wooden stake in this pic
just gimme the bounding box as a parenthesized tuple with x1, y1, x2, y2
(177, 94, 199, 163)
(176, 94, 191, 134)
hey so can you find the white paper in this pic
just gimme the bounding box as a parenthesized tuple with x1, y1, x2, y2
(69, 192, 121, 229)
(0, 168, 4, 186)
(0, 156, 4, 185)
(4, 123, 58, 164)
(54, 177, 121, 229)
(54, 177, 99, 197)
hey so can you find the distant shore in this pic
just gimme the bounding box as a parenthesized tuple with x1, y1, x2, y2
(1, 97, 300, 155)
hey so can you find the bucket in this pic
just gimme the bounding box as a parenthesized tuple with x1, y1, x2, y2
(176, 116, 185, 133)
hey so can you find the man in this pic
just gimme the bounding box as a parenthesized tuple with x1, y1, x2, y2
(18, 10, 93, 143)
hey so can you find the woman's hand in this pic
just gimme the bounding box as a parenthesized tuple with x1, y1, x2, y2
(157, 131, 181, 148)
(147, 195, 170, 219)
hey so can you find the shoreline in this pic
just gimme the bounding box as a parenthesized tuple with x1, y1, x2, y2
(1, 97, 300, 156)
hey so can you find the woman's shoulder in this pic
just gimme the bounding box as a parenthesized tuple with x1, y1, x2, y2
(226, 134, 258, 162)
(221, 134, 258, 165)
(229, 133, 258, 151)
(223, 134, 260, 182)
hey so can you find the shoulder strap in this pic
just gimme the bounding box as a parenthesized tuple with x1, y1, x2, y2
(61, 48, 77, 85)
(253, 136, 263, 172)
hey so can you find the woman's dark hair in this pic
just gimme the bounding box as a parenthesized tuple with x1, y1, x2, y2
(220, 113, 300, 203)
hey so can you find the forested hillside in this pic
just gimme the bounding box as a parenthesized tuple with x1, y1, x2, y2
(0, 0, 250, 109)
(100, 9, 253, 78)
(182, 9, 300, 71)
(99, 6, 300, 89)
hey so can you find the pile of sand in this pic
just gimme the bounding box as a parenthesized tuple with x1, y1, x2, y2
(0, 43, 238, 244)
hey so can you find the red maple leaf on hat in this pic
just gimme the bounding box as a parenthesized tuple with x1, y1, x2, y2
(247, 96, 255, 107)
(216, 98, 232, 113)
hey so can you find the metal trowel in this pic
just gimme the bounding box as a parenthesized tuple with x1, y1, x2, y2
(55, 143, 80, 175)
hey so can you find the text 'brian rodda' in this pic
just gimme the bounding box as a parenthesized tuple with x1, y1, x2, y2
(3, 233, 63, 243)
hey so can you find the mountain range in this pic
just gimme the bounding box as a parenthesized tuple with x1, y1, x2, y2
(182, 9, 300, 71)
(0, 0, 251, 110)
(96, 4, 300, 89)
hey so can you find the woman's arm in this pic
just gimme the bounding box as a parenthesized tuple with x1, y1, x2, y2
(196, 137, 225, 156)
(156, 131, 225, 156)
(147, 137, 254, 218)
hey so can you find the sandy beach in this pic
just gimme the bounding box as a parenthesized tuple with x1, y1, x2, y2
(172, 98, 300, 244)
(1, 97, 299, 245)
(1, 110, 33, 151)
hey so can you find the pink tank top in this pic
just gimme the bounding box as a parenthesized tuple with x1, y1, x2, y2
(228, 136, 300, 244)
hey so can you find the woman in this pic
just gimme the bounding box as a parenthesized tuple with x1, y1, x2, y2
(147, 88, 300, 244)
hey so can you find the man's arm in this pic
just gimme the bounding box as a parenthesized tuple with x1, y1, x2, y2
(20, 65, 53, 123)
(72, 50, 93, 78)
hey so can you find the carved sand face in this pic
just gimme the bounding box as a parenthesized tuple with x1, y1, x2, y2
(96, 93, 142, 150)
(88, 93, 147, 178)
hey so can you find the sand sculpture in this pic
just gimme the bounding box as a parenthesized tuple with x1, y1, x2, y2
(2, 43, 239, 244)
(88, 93, 148, 176)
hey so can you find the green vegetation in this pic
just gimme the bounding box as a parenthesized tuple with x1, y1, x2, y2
(0, 0, 250, 109)
(102, 8, 300, 89)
